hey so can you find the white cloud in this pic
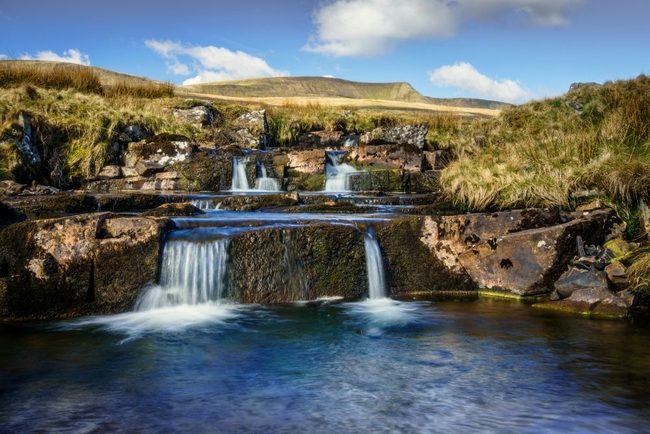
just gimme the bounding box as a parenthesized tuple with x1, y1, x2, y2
(145, 39, 290, 84)
(429, 62, 533, 103)
(19, 48, 90, 65)
(305, 0, 584, 57)
(0, 54, 7, 60)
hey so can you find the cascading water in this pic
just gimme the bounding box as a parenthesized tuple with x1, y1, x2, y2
(135, 238, 230, 310)
(325, 150, 358, 192)
(255, 159, 280, 191)
(363, 228, 387, 299)
(231, 157, 251, 191)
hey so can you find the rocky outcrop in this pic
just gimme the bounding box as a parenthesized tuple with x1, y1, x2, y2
(140, 202, 205, 217)
(0, 213, 173, 320)
(420, 209, 612, 296)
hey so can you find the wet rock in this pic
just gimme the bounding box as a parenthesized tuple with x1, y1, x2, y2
(379, 217, 475, 293)
(539, 286, 629, 317)
(16, 112, 40, 164)
(209, 193, 299, 211)
(0, 213, 172, 320)
(125, 134, 197, 169)
(554, 267, 609, 298)
(140, 202, 204, 217)
(2, 193, 99, 218)
(286, 149, 326, 175)
(175, 153, 234, 192)
(297, 131, 343, 148)
(229, 224, 367, 303)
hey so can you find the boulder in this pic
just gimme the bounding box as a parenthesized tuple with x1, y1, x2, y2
(0, 213, 173, 320)
(536, 286, 629, 317)
(554, 267, 609, 298)
(286, 149, 327, 175)
(125, 134, 197, 168)
(0, 180, 29, 196)
(347, 143, 422, 171)
(604, 261, 629, 292)
(233, 110, 269, 149)
(2, 193, 99, 217)
(298, 131, 343, 148)
(455, 210, 610, 296)
(360, 124, 429, 149)
(172, 106, 215, 129)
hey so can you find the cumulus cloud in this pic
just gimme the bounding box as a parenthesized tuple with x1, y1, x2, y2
(429, 62, 533, 103)
(20, 48, 90, 65)
(0, 54, 8, 60)
(305, 0, 584, 57)
(145, 39, 290, 85)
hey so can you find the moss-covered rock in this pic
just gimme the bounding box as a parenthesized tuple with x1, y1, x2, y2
(140, 202, 205, 217)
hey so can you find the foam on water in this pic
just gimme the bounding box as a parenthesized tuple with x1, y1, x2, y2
(68, 300, 242, 337)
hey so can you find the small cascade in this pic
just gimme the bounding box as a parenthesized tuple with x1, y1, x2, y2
(135, 238, 230, 310)
(190, 199, 221, 210)
(325, 150, 358, 192)
(363, 228, 387, 299)
(255, 159, 280, 191)
(231, 157, 251, 191)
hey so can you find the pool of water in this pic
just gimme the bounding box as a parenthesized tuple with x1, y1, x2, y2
(2, 298, 650, 433)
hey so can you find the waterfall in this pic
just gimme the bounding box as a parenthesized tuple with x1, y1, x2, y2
(325, 150, 358, 192)
(255, 160, 280, 191)
(363, 228, 387, 299)
(135, 238, 230, 310)
(231, 157, 251, 191)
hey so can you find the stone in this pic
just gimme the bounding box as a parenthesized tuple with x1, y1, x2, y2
(297, 131, 343, 148)
(0, 180, 28, 196)
(347, 143, 421, 171)
(172, 106, 215, 128)
(140, 203, 205, 217)
(2, 193, 99, 217)
(125, 134, 197, 168)
(554, 267, 609, 298)
(359, 124, 429, 149)
(233, 110, 269, 149)
(0, 213, 173, 320)
(135, 160, 165, 176)
(96, 165, 122, 180)
(456, 210, 611, 296)
(605, 261, 629, 292)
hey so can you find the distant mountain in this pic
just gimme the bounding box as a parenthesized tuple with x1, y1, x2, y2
(182, 77, 432, 104)
(426, 97, 512, 110)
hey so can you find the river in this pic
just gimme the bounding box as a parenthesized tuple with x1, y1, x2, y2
(2, 297, 649, 433)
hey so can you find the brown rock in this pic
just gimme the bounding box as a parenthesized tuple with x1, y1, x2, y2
(135, 160, 165, 176)
(604, 261, 629, 292)
(554, 267, 609, 298)
(457, 210, 611, 296)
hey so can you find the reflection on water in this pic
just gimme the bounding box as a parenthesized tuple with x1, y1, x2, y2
(2, 298, 650, 433)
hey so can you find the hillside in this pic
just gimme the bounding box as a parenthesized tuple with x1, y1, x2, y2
(183, 77, 431, 103)
(0, 60, 161, 87)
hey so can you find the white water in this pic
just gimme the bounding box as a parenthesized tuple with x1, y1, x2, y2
(325, 152, 358, 192)
(231, 157, 251, 191)
(137, 239, 230, 309)
(71, 238, 235, 336)
(255, 162, 280, 191)
(364, 229, 387, 300)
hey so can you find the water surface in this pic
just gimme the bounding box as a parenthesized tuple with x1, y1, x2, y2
(1, 298, 650, 433)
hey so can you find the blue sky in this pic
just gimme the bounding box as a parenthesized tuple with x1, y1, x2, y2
(0, 0, 648, 103)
